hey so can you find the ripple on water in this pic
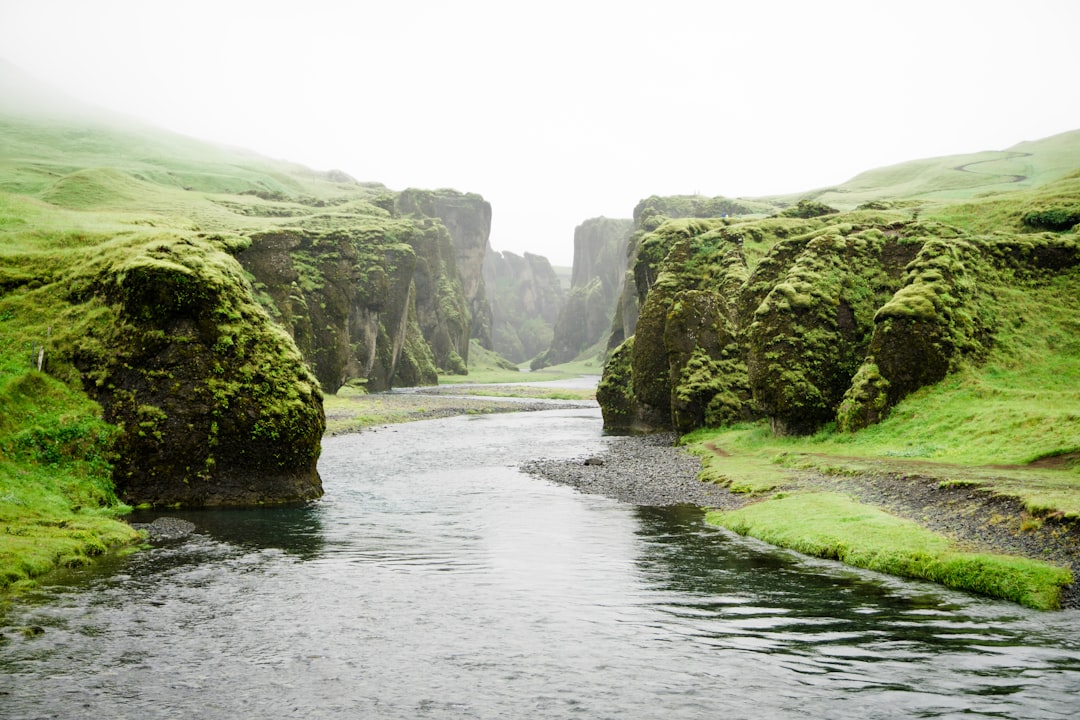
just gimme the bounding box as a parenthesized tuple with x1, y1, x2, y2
(2, 408, 1079, 719)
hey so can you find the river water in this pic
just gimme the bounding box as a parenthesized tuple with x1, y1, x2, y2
(2, 406, 1079, 719)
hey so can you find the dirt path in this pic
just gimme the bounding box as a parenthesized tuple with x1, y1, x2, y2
(952, 150, 1033, 185)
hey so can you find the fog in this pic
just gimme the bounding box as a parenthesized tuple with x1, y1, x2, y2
(1, 0, 1077, 266)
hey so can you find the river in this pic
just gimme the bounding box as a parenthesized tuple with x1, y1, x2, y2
(2, 406, 1079, 719)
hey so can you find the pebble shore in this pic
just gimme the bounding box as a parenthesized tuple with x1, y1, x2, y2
(522, 432, 746, 509)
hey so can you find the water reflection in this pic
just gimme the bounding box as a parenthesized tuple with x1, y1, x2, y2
(629, 505, 1080, 718)
(126, 503, 325, 559)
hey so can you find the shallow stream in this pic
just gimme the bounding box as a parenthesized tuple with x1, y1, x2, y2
(2, 406, 1079, 718)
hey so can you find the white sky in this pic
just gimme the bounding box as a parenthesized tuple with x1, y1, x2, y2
(2, 0, 1078, 266)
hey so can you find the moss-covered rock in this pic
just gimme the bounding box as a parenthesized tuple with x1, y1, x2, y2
(597, 208, 1079, 438)
(600, 202, 1080, 440)
(666, 291, 751, 433)
(745, 227, 902, 435)
(397, 188, 493, 355)
(597, 337, 639, 429)
(840, 230, 1080, 431)
(56, 237, 324, 507)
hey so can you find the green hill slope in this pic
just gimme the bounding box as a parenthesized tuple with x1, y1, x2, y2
(760, 129, 1080, 210)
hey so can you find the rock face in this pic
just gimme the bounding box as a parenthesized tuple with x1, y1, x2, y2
(58, 237, 325, 507)
(533, 217, 632, 368)
(396, 188, 494, 358)
(240, 190, 499, 390)
(597, 205, 1080, 436)
(484, 249, 565, 363)
(240, 224, 437, 392)
(608, 195, 772, 351)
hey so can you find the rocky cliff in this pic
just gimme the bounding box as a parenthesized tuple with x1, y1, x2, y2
(396, 188, 495, 357)
(607, 195, 775, 351)
(240, 188, 498, 389)
(239, 221, 438, 393)
(532, 217, 633, 368)
(484, 249, 565, 363)
(597, 198, 1080, 436)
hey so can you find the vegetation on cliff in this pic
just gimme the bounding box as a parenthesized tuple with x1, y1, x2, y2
(600, 168, 1080, 442)
(596, 135, 1080, 607)
(0, 69, 493, 588)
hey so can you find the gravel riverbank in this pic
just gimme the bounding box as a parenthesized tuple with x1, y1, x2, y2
(521, 432, 1080, 609)
(522, 433, 747, 509)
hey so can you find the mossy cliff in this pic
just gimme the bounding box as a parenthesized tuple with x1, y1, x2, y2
(533, 217, 632, 368)
(239, 190, 493, 388)
(598, 190, 1080, 436)
(4, 232, 325, 507)
(239, 223, 437, 393)
(608, 195, 775, 350)
(484, 249, 564, 363)
(396, 188, 494, 359)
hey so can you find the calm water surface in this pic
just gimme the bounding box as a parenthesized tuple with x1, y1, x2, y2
(2, 407, 1079, 719)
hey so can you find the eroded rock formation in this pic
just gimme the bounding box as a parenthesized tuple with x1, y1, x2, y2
(397, 188, 494, 358)
(597, 206, 1080, 436)
(58, 237, 325, 506)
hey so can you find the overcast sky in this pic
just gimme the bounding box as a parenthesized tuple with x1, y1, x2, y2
(2, 0, 1078, 266)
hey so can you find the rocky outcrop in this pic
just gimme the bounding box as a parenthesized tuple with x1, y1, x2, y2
(598, 207, 1080, 437)
(240, 190, 499, 388)
(484, 249, 564, 363)
(55, 236, 325, 507)
(240, 222, 438, 392)
(397, 189, 494, 357)
(533, 217, 632, 368)
(608, 195, 773, 350)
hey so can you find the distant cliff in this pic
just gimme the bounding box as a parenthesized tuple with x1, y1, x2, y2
(396, 188, 495, 357)
(484, 249, 564, 363)
(532, 217, 633, 368)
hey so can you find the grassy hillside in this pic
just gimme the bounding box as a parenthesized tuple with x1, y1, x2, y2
(759, 129, 1080, 210)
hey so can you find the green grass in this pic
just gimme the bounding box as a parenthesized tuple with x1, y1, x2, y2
(0, 362, 139, 590)
(707, 493, 1072, 610)
(690, 439, 792, 494)
(437, 386, 595, 401)
(440, 346, 604, 385)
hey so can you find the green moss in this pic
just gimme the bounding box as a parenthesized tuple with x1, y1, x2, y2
(597, 337, 636, 428)
(707, 492, 1072, 609)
